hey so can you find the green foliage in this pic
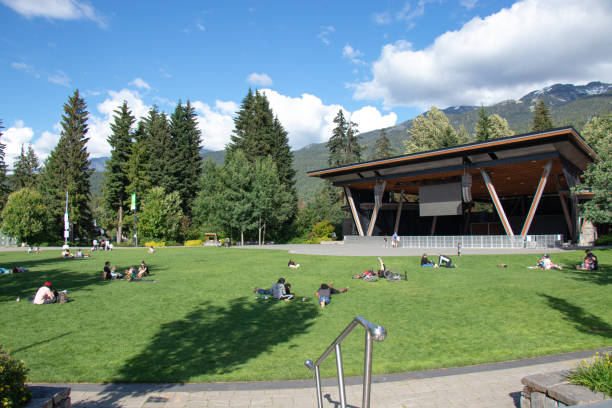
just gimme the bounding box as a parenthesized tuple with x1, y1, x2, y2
(193, 159, 227, 235)
(140, 107, 175, 195)
(595, 234, 612, 246)
(327, 109, 362, 166)
(575, 113, 612, 224)
(125, 122, 152, 200)
(222, 151, 257, 243)
(11, 144, 39, 190)
(0, 346, 31, 407)
(138, 186, 184, 241)
(306, 220, 334, 243)
(0, 120, 10, 211)
(1, 189, 50, 245)
(567, 353, 612, 396)
(169, 101, 203, 216)
(475, 107, 514, 142)
(404, 107, 461, 153)
(532, 99, 554, 132)
(369, 128, 394, 160)
(37, 90, 93, 240)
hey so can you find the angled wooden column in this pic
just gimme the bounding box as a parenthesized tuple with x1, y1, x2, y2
(367, 181, 386, 236)
(393, 191, 405, 234)
(344, 186, 364, 236)
(480, 169, 514, 236)
(554, 175, 574, 239)
(430, 216, 437, 236)
(520, 160, 553, 237)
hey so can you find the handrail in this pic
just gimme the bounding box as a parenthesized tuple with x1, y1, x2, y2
(305, 316, 387, 408)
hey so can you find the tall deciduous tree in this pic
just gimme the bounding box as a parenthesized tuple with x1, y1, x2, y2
(532, 100, 553, 132)
(1, 188, 50, 245)
(370, 128, 394, 160)
(327, 109, 362, 166)
(138, 186, 184, 241)
(0, 120, 10, 209)
(169, 101, 203, 216)
(575, 113, 612, 224)
(12, 144, 40, 190)
(39, 90, 93, 240)
(404, 107, 464, 153)
(102, 101, 135, 243)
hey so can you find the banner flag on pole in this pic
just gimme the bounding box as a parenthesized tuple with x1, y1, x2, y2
(131, 193, 136, 211)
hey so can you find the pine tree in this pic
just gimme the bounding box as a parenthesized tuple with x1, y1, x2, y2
(12, 144, 40, 189)
(0, 120, 10, 209)
(141, 106, 175, 194)
(102, 101, 135, 243)
(126, 121, 152, 199)
(38, 89, 93, 240)
(475, 107, 514, 141)
(489, 114, 514, 139)
(370, 128, 394, 160)
(327, 109, 362, 166)
(404, 107, 459, 153)
(532, 100, 553, 132)
(169, 101, 203, 216)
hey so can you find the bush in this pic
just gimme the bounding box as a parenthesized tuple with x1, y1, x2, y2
(567, 352, 612, 396)
(595, 234, 612, 246)
(184, 240, 203, 247)
(144, 241, 166, 247)
(0, 346, 32, 407)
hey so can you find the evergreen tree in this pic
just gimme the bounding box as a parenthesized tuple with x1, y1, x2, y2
(404, 107, 459, 153)
(457, 125, 472, 145)
(193, 159, 226, 234)
(532, 100, 553, 132)
(169, 101, 203, 216)
(38, 89, 94, 240)
(221, 150, 257, 245)
(141, 106, 175, 194)
(102, 101, 135, 243)
(475, 107, 514, 141)
(0, 120, 10, 209)
(327, 109, 362, 166)
(575, 113, 612, 224)
(12, 144, 40, 190)
(125, 121, 152, 200)
(370, 128, 394, 160)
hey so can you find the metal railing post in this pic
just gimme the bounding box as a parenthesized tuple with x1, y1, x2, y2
(314, 365, 323, 408)
(362, 329, 373, 408)
(335, 343, 347, 408)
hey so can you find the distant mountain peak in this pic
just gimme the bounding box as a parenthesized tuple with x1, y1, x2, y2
(519, 81, 612, 106)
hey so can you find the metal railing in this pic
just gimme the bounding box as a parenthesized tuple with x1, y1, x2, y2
(304, 316, 387, 408)
(344, 234, 564, 249)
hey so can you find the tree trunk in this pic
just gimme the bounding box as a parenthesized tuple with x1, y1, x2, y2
(262, 221, 266, 245)
(258, 217, 262, 245)
(240, 229, 244, 246)
(117, 205, 123, 244)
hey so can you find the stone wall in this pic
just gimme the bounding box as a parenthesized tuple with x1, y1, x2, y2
(24, 386, 71, 408)
(521, 371, 610, 407)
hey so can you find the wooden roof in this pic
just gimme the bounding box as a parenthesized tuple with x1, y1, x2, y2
(308, 127, 598, 200)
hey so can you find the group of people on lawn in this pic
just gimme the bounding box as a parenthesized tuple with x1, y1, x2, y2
(103, 260, 149, 281)
(254, 277, 349, 309)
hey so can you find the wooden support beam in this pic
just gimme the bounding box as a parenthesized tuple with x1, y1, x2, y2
(367, 181, 386, 236)
(344, 186, 364, 236)
(554, 175, 574, 239)
(520, 160, 553, 237)
(481, 169, 514, 236)
(394, 190, 404, 234)
(430, 216, 437, 236)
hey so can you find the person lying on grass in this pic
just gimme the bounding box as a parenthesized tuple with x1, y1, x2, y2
(33, 281, 57, 305)
(529, 254, 562, 270)
(288, 259, 300, 269)
(315, 282, 349, 309)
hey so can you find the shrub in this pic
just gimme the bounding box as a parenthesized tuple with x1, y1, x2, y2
(144, 241, 166, 247)
(184, 240, 203, 247)
(566, 352, 612, 396)
(0, 346, 32, 407)
(595, 234, 612, 246)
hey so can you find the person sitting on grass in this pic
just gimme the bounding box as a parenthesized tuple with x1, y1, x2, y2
(288, 259, 300, 269)
(315, 282, 349, 309)
(576, 250, 598, 271)
(530, 254, 562, 270)
(33, 281, 57, 305)
(421, 253, 438, 268)
(126, 265, 145, 281)
(272, 279, 294, 301)
(138, 261, 149, 277)
(62, 248, 73, 258)
(148, 246, 155, 254)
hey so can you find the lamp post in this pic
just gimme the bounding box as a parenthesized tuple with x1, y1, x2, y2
(131, 191, 137, 247)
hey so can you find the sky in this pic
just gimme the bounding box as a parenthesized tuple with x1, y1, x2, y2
(1, 0, 612, 169)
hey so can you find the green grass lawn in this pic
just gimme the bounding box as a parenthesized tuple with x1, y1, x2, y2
(0, 247, 610, 383)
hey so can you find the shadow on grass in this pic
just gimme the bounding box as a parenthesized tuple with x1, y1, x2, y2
(540, 294, 612, 337)
(560, 264, 612, 286)
(12, 332, 72, 353)
(92, 296, 318, 398)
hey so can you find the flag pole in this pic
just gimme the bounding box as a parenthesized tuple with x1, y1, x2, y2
(64, 190, 69, 247)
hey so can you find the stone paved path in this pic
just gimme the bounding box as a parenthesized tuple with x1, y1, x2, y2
(38, 348, 611, 408)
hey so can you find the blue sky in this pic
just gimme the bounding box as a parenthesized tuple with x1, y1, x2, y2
(2, 0, 612, 167)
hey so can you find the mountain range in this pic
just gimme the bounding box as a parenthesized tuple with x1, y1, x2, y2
(91, 82, 612, 201)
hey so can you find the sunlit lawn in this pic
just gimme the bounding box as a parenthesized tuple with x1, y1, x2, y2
(0, 246, 610, 383)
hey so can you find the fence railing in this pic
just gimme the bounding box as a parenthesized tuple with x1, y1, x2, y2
(304, 316, 387, 408)
(344, 234, 563, 249)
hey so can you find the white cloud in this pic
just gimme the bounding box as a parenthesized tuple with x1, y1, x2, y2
(48, 70, 70, 87)
(460, 0, 478, 9)
(247, 72, 273, 87)
(0, 0, 107, 27)
(261, 89, 398, 150)
(373, 1, 434, 25)
(342, 44, 365, 65)
(129, 78, 151, 91)
(159, 68, 172, 78)
(191, 101, 236, 151)
(215, 100, 238, 116)
(196, 22, 205, 31)
(11, 62, 40, 78)
(32, 123, 62, 162)
(317, 25, 335, 45)
(354, 0, 612, 109)
(3, 121, 34, 168)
